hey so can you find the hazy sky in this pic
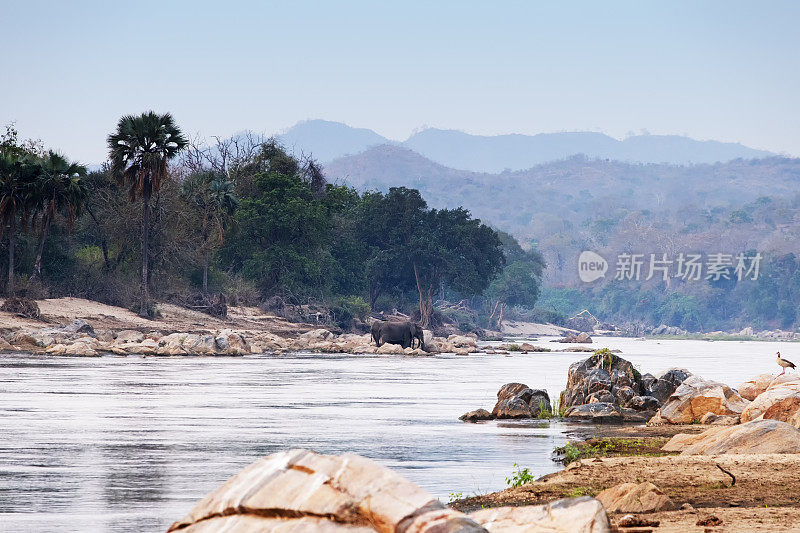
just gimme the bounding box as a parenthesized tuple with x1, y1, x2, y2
(2, 1, 799, 163)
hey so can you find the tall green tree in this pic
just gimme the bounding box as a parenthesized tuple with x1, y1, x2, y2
(221, 144, 329, 297)
(182, 170, 238, 293)
(107, 112, 187, 316)
(359, 187, 504, 326)
(0, 152, 34, 295)
(358, 187, 425, 308)
(30, 151, 88, 280)
(411, 207, 504, 327)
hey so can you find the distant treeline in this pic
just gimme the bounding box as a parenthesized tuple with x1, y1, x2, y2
(540, 251, 800, 332)
(0, 116, 543, 331)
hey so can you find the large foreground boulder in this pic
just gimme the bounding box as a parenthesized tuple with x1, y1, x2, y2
(652, 375, 750, 424)
(662, 419, 800, 455)
(470, 497, 610, 533)
(595, 482, 676, 513)
(168, 449, 485, 532)
(168, 449, 612, 533)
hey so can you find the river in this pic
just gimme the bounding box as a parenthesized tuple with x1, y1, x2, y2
(0, 336, 797, 532)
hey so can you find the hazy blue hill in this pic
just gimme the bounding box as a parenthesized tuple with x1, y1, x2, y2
(615, 134, 774, 165)
(277, 120, 775, 171)
(402, 129, 620, 172)
(277, 119, 388, 162)
(403, 128, 774, 172)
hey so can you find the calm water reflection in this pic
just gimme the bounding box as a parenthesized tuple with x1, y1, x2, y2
(0, 336, 797, 532)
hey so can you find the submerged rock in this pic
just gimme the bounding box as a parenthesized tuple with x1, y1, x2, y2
(459, 408, 495, 422)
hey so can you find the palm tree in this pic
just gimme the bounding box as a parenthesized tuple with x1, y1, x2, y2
(0, 152, 36, 295)
(107, 112, 187, 316)
(183, 170, 238, 293)
(30, 151, 88, 280)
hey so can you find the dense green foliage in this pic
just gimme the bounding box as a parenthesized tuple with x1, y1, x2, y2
(539, 252, 800, 332)
(0, 121, 525, 329)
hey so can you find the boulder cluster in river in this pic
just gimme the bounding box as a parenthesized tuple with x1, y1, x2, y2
(558, 350, 691, 423)
(460, 382, 552, 422)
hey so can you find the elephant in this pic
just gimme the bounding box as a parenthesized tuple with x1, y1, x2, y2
(371, 320, 425, 350)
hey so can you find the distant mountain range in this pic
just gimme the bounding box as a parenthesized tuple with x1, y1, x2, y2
(278, 119, 775, 172)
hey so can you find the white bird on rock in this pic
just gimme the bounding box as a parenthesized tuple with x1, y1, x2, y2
(777, 352, 796, 375)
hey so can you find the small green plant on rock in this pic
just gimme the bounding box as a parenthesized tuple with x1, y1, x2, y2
(447, 491, 464, 503)
(593, 347, 616, 370)
(505, 463, 534, 487)
(535, 398, 553, 418)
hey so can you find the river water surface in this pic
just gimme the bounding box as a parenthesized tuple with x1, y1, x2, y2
(1, 336, 797, 532)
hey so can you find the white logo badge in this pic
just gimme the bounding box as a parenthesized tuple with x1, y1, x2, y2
(578, 251, 608, 283)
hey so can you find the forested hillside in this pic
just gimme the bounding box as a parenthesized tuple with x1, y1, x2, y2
(326, 145, 800, 331)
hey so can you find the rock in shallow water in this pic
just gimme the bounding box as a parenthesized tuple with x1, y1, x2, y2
(485, 383, 552, 419)
(563, 402, 623, 423)
(459, 408, 495, 422)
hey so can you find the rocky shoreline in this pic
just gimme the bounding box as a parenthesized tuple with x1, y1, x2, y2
(0, 297, 608, 357)
(450, 351, 800, 532)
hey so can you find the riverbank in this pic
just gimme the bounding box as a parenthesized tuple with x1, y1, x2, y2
(0, 297, 602, 356)
(454, 449, 800, 531)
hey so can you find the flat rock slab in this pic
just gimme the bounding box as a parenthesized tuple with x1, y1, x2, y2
(564, 402, 623, 423)
(470, 496, 610, 533)
(662, 419, 800, 455)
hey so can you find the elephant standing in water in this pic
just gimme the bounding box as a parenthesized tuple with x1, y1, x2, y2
(371, 320, 425, 350)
